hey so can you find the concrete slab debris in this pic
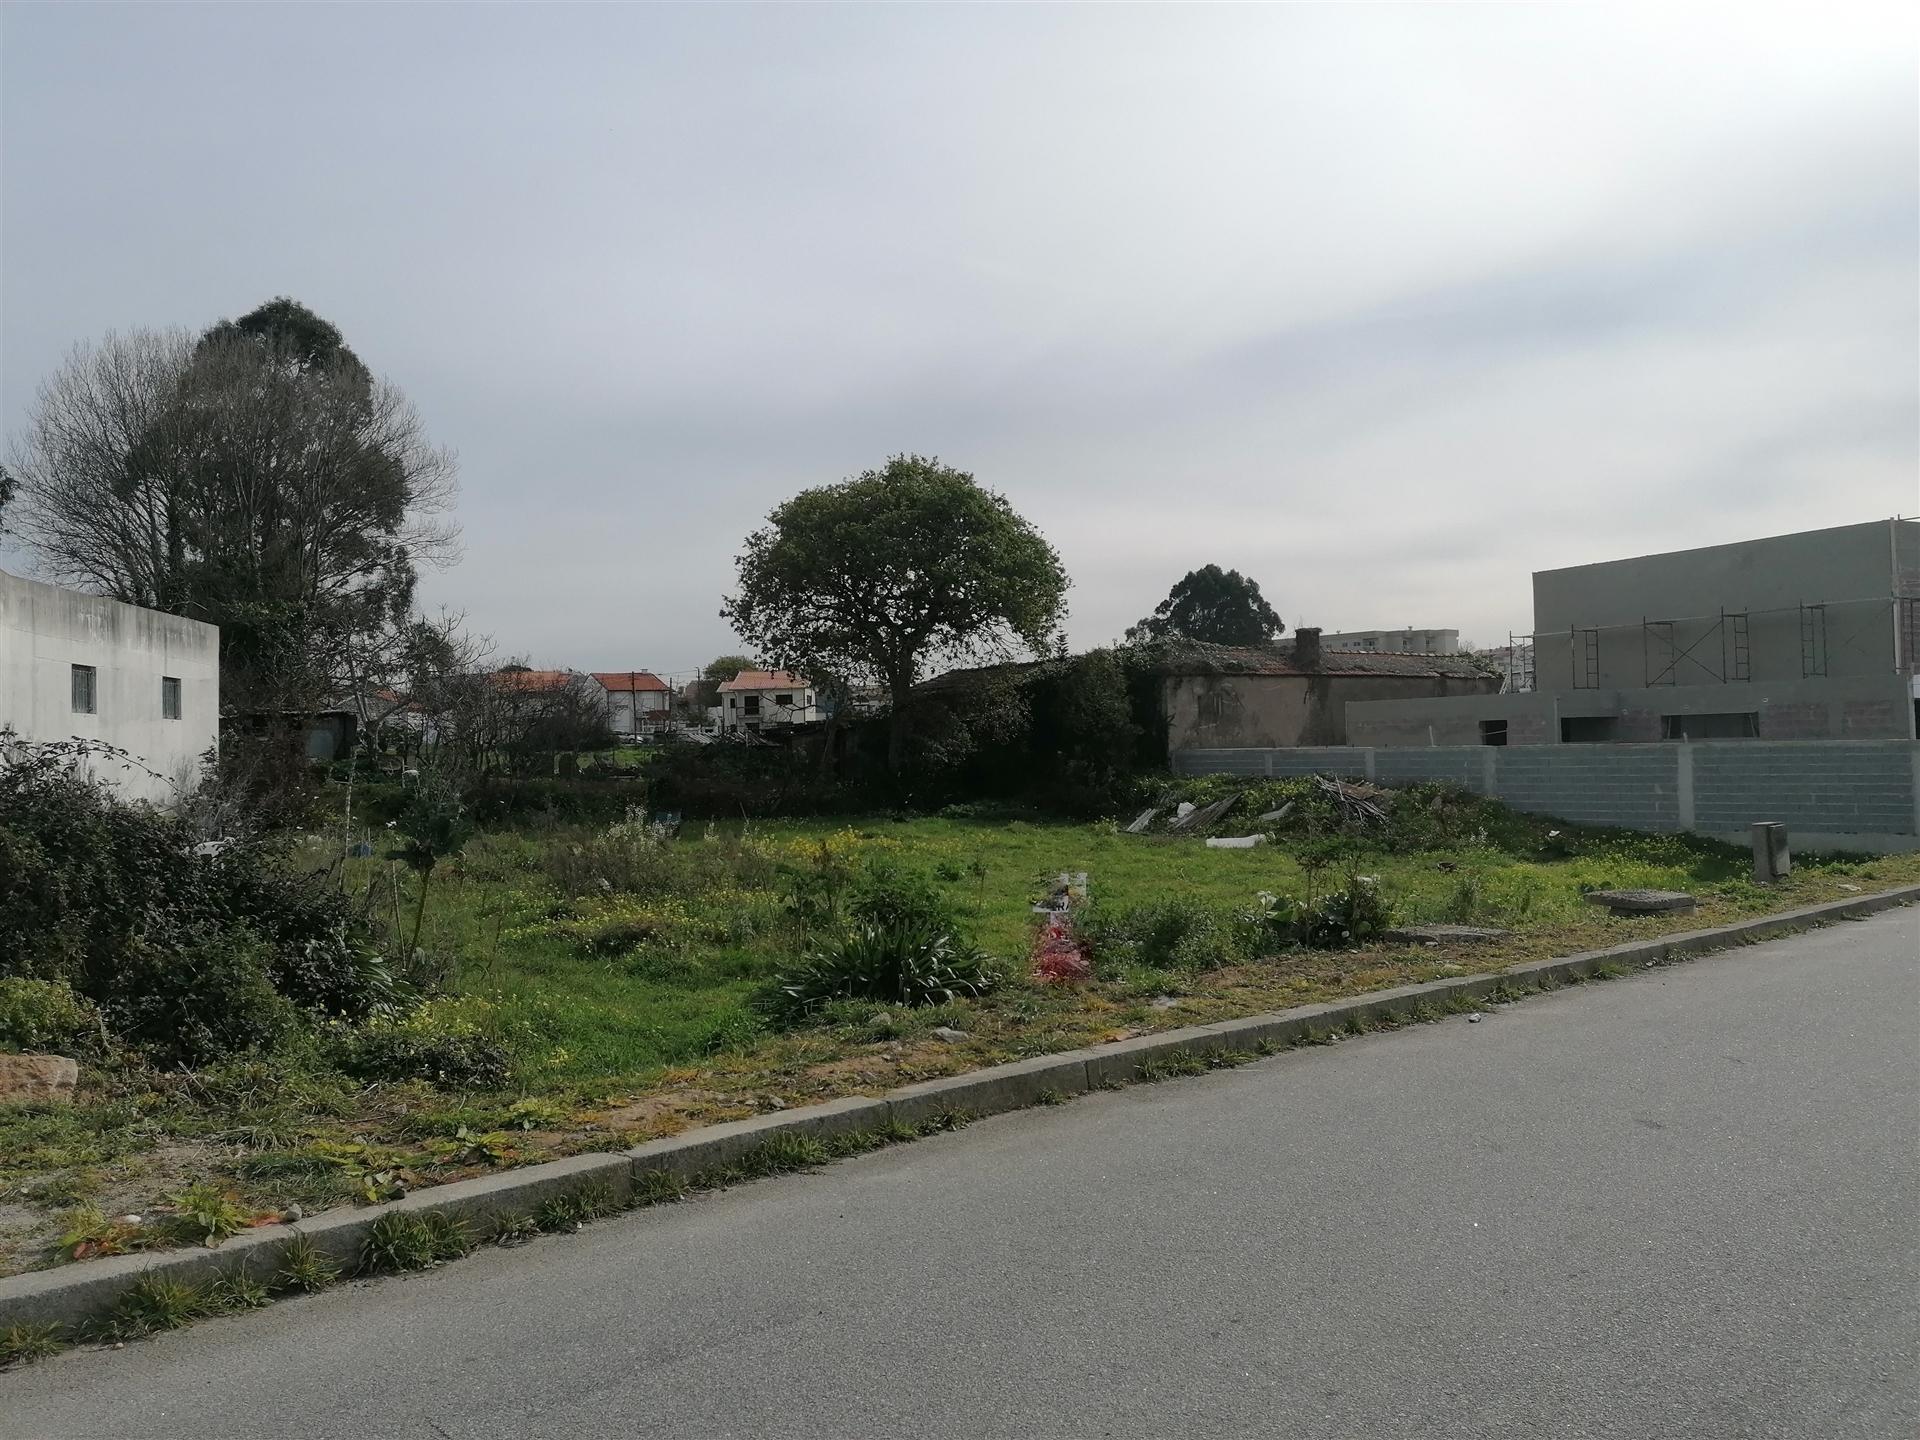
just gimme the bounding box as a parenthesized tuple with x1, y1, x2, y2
(1586, 889, 1696, 916)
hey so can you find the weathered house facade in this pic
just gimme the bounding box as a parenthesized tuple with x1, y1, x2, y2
(1159, 630, 1499, 751)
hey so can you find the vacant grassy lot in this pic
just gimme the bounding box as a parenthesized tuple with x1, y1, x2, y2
(5, 781, 1916, 1278)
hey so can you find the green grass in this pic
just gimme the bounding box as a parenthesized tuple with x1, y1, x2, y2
(325, 808, 1818, 1092)
(5, 793, 1916, 1282)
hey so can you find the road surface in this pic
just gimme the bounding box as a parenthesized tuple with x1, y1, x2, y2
(5, 908, 1916, 1439)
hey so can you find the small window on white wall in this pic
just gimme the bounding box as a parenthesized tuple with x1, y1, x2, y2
(71, 665, 97, 714)
(162, 676, 182, 720)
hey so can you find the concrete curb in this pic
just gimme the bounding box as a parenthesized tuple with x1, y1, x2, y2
(4, 882, 1914, 1336)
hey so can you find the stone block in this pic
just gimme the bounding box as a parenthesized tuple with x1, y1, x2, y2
(0, 1054, 78, 1105)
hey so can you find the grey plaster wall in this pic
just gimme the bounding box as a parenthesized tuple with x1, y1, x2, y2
(1532, 519, 1912, 687)
(0, 569, 219, 803)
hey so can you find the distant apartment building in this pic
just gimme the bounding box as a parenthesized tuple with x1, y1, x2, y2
(1347, 519, 1920, 746)
(715, 670, 818, 735)
(0, 568, 220, 803)
(1319, 627, 1460, 655)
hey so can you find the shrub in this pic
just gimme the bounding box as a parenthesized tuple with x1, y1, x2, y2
(1079, 895, 1242, 972)
(1302, 877, 1392, 948)
(0, 735, 395, 1063)
(1246, 876, 1393, 951)
(846, 856, 960, 936)
(0, 978, 101, 1056)
(770, 924, 997, 1020)
(102, 930, 298, 1068)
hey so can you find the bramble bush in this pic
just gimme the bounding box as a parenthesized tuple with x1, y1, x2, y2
(0, 734, 396, 1066)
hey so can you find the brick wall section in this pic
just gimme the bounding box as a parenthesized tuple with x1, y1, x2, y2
(1494, 745, 1683, 830)
(1172, 740, 1919, 844)
(1690, 742, 1915, 834)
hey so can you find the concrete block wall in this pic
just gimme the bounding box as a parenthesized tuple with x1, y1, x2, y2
(1493, 745, 1681, 830)
(1172, 740, 1920, 852)
(1370, 749, 1487, 788)
(1689, 742, 1916, 838)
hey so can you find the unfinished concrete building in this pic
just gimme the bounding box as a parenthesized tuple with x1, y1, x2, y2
(1347, 519, 1920, 745)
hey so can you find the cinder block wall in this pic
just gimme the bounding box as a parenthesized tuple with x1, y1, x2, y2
(1171, 740, 1920, 853)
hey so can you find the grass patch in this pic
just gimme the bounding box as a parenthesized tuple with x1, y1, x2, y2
(0, 1322, 66, 1368)
(6, 799, 1915, 1282)
(361, 1211, 472, 1273)
(274, 1233, 339, 1292)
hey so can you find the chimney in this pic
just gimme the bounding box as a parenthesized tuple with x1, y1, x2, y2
(1293, 626, 1323, 671)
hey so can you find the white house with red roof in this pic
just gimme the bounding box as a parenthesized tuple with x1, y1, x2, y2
(715, 669, 818, 735)
(593, 671, 672, 736)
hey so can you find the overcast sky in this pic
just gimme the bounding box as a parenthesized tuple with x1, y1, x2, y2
(3, 3, 1914, 674)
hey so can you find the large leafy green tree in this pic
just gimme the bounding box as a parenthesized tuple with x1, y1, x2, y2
(724, 454, 1068, 770)
(1127, 565, 1284, 646)
(8, 299, 456, 712)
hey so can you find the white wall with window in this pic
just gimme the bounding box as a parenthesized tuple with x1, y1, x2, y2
(1, 568, 220, 803)
(715, 670, 820, 734)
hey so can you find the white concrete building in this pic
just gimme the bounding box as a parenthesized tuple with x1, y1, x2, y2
(1320, 627, 1461, 655)
(593, 671, 673, 736)
(1, 569, 220, 803)
(716, 669, 818, 734)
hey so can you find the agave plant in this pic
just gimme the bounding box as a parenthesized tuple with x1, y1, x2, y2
(772, 923, 996, 1018)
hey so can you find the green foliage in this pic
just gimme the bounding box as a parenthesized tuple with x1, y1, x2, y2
(56, 1205, 148, 1261)
(163, 1181, 254, 1247)
(394, 772, 475, 953)
(737, 1133, 830, 1176)
(109, 929, 300, 1067)
(334, 1023, 511, 1089)
(1127, 564, 1284, 646)
(1247, 876, 1393, 950)
(206, 1269, 272, 1311)
(1079, 895, 1244, 972)
(771, 924, 998, 1020)
(723, 453, 1069, 769)
(533, 1182, 616, 1232)
(634, 1170, 688, 1205)
(846, 856, 960, 935)
(362, 1211, 471, 1272)
(275, 1233, 339, 1293)
(110, 1274, 203, 1335)
(0, 977, 100, 1055)
(0, 737, 394, 1063)
(0, 1322, 65, 1368)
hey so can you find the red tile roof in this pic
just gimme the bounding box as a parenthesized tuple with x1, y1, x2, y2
(718, 669, 809, 692)
(488, 668, 584, 694)
(592, 671, 670, 693)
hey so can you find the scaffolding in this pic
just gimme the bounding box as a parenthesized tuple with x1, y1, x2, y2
(1638, 608, 1751, 686)
(1503, 632, 1535, 693)
(1502, 592, 1901, 693)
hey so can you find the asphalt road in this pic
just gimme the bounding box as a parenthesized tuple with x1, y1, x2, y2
(6, 908, 1916, 1440)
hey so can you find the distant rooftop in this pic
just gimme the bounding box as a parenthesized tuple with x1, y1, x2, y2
(592, 670, 669, 693)
(718, 669, 809, 692)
